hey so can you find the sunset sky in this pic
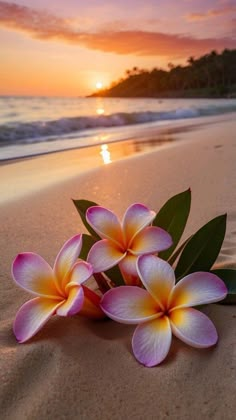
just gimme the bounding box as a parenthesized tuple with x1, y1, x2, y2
(1, 0, 236, 96)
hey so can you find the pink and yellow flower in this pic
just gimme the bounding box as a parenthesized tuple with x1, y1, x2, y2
(12, 234, 104, 343)
(101, 254, 227, 367)
(86, 203, 172, 285)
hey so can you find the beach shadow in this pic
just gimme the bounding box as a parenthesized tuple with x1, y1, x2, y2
(167, 337, 217, 365)
(86, 317, 133, 341)
(0, 340, 60, 417)
(0, 319, 18, 352)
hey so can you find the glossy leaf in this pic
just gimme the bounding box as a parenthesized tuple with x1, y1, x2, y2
(175, 214, 227, 280)
(153, 188, 191, 260)
(211, 269, 236, 304)
(168, 235, 193, 266)
(79, 234, 97, 261)
(73, 199, 100, 238)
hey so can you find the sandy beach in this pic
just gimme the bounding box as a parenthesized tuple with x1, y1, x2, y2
(0, 113, 236, 419)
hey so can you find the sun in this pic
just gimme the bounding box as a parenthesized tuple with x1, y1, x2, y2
(95, 81, 103, 90)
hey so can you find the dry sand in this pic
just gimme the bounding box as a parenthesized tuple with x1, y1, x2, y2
(0, 114, 236, 419)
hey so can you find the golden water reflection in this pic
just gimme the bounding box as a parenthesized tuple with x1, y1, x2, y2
(96, 108, 105, 115)
(95, 96, 105, 116)
(97, 132, 176, 166)
(0, 125, 198, 204)
(100, 144, 112, 164)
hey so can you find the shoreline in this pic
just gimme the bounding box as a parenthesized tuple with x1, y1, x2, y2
(1, 111, 236, 205)
(1, 111, 236, 164)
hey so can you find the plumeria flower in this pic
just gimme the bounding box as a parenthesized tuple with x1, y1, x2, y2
(12, 234, 104, 343)
(101, 254, 227, 367)
(86, 203, 172, 285)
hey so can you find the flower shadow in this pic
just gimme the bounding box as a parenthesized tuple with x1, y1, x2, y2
(86, 317, 133, 341)
(0, 321, 18, 352)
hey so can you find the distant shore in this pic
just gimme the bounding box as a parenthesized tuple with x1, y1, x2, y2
(90, 87, 236, 99)
(90, 49, 236, 98)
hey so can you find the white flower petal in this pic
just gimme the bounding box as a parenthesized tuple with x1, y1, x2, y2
(56, 286, 84, 317)
(132, 316, 172, 367)
(12, 253, 59, 298)
(169, 271, 228, 309)
(131, 226, 172, 255)
(87, 239, 125, 273)
(118, 254, 140, 285)
(53, 235, 82, 290)
(137, 255, 175, 310)
(101, 286, 160, 324)
(13, 297, 63, 343)
(86, 206, 123, 247)
(170, 307, 218, 348)
(66, 261, 93, 289)
(122, 203, 156, 246)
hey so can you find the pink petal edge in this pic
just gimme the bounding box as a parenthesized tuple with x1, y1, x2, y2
(131, 226, 172, 255)
(132, 316, 172, 367)
(13, 297, 63, 343)
(12, 252, 59, 298)
(66, 261, 93, 289)
(170, 307, 218, 348)
(169, 271, 228, 310)
(86, 206, 123, 247)
(53, 234, 83, 289)
(122, 203, 156, 245)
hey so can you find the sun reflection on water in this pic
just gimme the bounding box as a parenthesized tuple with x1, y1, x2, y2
(96, 108, 105, 115)
(100, 144, 112, 164)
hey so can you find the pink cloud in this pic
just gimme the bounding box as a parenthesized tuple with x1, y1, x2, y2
(0, 1, 236, 58)
(187, 3, 236, 21)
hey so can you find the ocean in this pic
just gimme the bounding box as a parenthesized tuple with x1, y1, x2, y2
(1, 96, 236, 161)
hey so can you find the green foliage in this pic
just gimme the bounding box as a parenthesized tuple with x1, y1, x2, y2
(211, 269, 236, 304)
(91, 49, 236, 98)
(153, 189, 191, 260)
(73, 199, 100, 238)
(105, 266, 125, 287)
(175, 214, 227, 280)
(168, 236, 192, 265)
(79, 234, 97, 260)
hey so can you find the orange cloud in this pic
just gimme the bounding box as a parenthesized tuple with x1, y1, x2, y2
(187, 4, 236, 21)
(1, 1, 236, 58)
(81, 31, 236, 57)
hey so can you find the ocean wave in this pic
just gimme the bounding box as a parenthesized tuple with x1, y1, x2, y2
(1, 103, 236, 146)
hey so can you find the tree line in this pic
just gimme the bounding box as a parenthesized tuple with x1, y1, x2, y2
(92, 49, 236, 98)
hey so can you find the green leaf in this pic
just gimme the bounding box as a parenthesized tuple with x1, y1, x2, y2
(79, 234, 97, 261)
(105, 265, 125, 287)
(153, 188, 191, 260)
(168, 235, 193, 266)
(211, 269, 236, 304)
(73, 199, 100, 238)
(175, 214, 227, 280)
